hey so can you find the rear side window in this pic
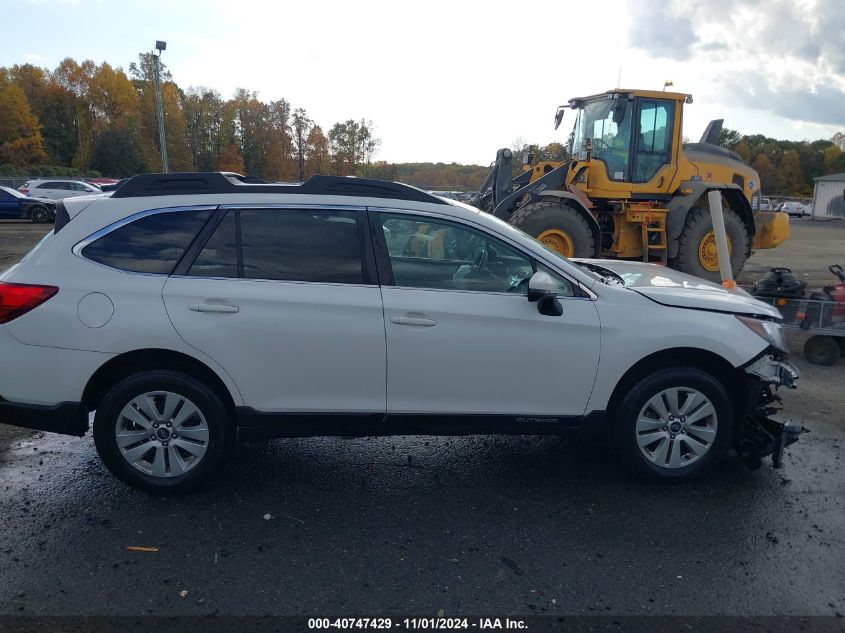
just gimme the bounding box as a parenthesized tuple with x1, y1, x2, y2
(189, 211, 238, 278)
(188, 208, 364, 284)
(241, 209, 363, 283)
(82, 210, 213, 274)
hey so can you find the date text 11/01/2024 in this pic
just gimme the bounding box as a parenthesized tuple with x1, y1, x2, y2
(307, 618, 528, 630)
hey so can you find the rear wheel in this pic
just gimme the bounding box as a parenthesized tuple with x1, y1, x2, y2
(614, 368, 734, 481)
(508, 200, 595, 258)
(673, 204, 750, 282)
(93, 370, 232, 493)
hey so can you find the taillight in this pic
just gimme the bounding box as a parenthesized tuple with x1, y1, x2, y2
(19, 188, 29, 195)
(0, 283, 58, 324)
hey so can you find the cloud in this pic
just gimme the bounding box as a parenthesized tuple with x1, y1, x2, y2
(628, 0, 698, 60)
(732, 73, 845, 127)
(23, 53, 46, 61)
(626, 0, 845, 129)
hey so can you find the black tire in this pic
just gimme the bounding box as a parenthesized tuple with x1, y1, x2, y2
(93, 370, 232, 493)
(613, 367, 735, 482)
(803, 336, 839, 366)
(508, 200, 596, 258)
(672, 203, 750, 282)
(28, 205, 50, 224)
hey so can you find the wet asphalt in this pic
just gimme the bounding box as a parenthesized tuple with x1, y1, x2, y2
(0, 413, 843, 617)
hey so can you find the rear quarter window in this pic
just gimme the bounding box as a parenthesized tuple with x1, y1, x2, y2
(81, 210, 213, 274)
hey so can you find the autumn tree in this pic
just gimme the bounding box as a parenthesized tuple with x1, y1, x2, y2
(216, 143, 245, 173)
(263, 98, 294, 181)
(292, 108, 312, 181)
(0, 77, 48, 166)
(129, 53, 191, 172)
(306, 125, 329, 177)
(328, 119, 380, 176)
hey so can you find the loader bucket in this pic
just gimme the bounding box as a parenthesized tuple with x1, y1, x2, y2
(752, 211, 790, 250)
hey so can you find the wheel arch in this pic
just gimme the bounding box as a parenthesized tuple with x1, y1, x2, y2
(666, 183, 754, 259)
(82, 349, 240, 417)
(531, 191, 602, 257)
(604, 347, 748, 424)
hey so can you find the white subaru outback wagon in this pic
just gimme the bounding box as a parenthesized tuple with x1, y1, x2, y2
(0, 173, 800, 492)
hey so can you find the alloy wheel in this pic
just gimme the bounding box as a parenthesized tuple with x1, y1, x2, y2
(635, 386, 718, 469)
(115, 391, 210, 478)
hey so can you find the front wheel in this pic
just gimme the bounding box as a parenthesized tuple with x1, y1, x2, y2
(93, 371, 232, 493)
(614, 368, 735, 481)
(508, 200, 596, 258)
(29, 205, 50, 224)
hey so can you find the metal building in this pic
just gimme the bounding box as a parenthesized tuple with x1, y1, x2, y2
(812, 172, 845, 220)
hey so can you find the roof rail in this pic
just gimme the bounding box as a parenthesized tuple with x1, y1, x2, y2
(111, 172, 447, 204)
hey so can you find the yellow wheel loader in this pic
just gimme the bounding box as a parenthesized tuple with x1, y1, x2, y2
(471, 89, 789, 281)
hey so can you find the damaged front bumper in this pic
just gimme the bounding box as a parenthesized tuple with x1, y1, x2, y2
(736, 351, 803, 469)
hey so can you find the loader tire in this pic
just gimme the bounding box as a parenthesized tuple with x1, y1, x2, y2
(509, 200, 595, 258)
(672, 204, 750, 282)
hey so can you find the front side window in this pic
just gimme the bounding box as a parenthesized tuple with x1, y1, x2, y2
(380, 213, 558, 294)
(82, 210, 213, 274)
(188, 208, 364, 284)
(634, 100, 675, 183)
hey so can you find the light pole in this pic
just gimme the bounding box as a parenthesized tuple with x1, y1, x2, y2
(152, 40, 168, 173)
(663, 80, 674, 91)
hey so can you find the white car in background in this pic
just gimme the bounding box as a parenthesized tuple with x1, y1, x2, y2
(19, 179, 101, 200)
(0, 172, 801, 492)
(775, 201, 810, 218)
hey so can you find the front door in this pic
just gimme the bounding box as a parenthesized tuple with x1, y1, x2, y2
(0, 189, 18, 217)
(373, 211, 601, 422)
(162, 206, 387, 417)
(630, 98, 677, 195)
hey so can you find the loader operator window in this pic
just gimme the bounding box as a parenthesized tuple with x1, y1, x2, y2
(574, 99, 632, 181)
(633, 100, 675, 183)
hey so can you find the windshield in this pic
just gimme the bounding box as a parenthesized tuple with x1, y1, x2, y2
(571, 97, 633, 180)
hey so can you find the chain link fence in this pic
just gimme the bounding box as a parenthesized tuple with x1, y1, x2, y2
(0, 177, 29, 190)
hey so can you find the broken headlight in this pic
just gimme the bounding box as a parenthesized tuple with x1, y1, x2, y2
(737, 316, 788, 354)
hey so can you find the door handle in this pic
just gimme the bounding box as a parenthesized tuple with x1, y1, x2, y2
(189, 302, 239, 313)
(390, 315, 437, 327)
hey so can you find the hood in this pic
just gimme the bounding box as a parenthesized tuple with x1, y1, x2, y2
(23, 195, 55, 205)
(574, 259, 782, 319)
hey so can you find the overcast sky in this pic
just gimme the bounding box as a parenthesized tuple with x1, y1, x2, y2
(3, 0, 843, 164)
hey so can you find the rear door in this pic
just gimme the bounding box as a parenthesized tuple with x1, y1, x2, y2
(373, 210, 601, 422)
(35, 181, 67, 200)
(162, 206, 387, 419)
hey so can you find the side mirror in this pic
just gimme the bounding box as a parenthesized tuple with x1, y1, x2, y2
(527, 271, 563, 317)
(554, 107, 566, 130)
(612, 100, 627, 124)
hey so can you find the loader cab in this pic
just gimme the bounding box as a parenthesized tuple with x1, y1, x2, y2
(567, 90, 688, 196)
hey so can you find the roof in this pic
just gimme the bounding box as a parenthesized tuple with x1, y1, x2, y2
(814, 172, 845, 182)
(567, 88, 692, 107)
(111, 172, 447, 205)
